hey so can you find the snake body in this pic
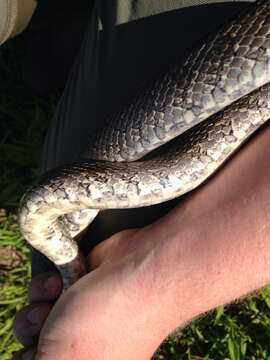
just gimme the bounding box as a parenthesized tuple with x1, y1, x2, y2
(19, 0, 270, 291)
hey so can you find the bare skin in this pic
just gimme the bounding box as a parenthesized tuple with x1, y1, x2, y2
(13, 124, 270, 360)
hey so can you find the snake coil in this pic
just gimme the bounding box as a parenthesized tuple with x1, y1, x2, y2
(19, 0, 270, 291)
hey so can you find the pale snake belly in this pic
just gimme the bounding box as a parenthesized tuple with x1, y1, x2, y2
(19, 0, 270, 291)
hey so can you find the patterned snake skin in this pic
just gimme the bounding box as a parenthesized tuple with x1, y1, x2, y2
(19, 0, 270, 291)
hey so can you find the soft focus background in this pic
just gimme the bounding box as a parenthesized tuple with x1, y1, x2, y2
(0, 33, 270, 360)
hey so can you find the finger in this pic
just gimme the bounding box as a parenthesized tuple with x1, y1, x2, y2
(87, 237, 116, 270)
(28, 272, 62, 303)
(12, 346, 37, 360)
(87, 228, 139, 270)
(13, 303, 52, 347)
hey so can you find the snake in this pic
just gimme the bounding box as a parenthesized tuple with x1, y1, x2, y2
(19, 0, 270, 292)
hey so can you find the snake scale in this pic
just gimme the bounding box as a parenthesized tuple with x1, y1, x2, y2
(19, 0, 270, 291)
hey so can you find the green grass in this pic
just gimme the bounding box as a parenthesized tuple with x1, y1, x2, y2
(0, 210, 31, 359)
(152, 290, 270, 359)
(0, 35, 270, 360)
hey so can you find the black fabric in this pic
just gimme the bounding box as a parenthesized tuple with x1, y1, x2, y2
(23, 0, 93, 95)
(22, 21, 89, 95)
(29, 1, 252, 277)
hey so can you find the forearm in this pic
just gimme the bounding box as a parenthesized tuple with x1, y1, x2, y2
(80, 125, 270, 360)
(144, 124, 270, 333)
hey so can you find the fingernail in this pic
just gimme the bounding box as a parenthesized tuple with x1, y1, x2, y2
(27, 307, 41, 325)
(44, 275, 57, 292)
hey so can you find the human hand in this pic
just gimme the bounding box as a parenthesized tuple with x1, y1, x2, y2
(13, 226, 177, 360)
(13, 125, 270, 360)
(13, 271, 62, 360)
